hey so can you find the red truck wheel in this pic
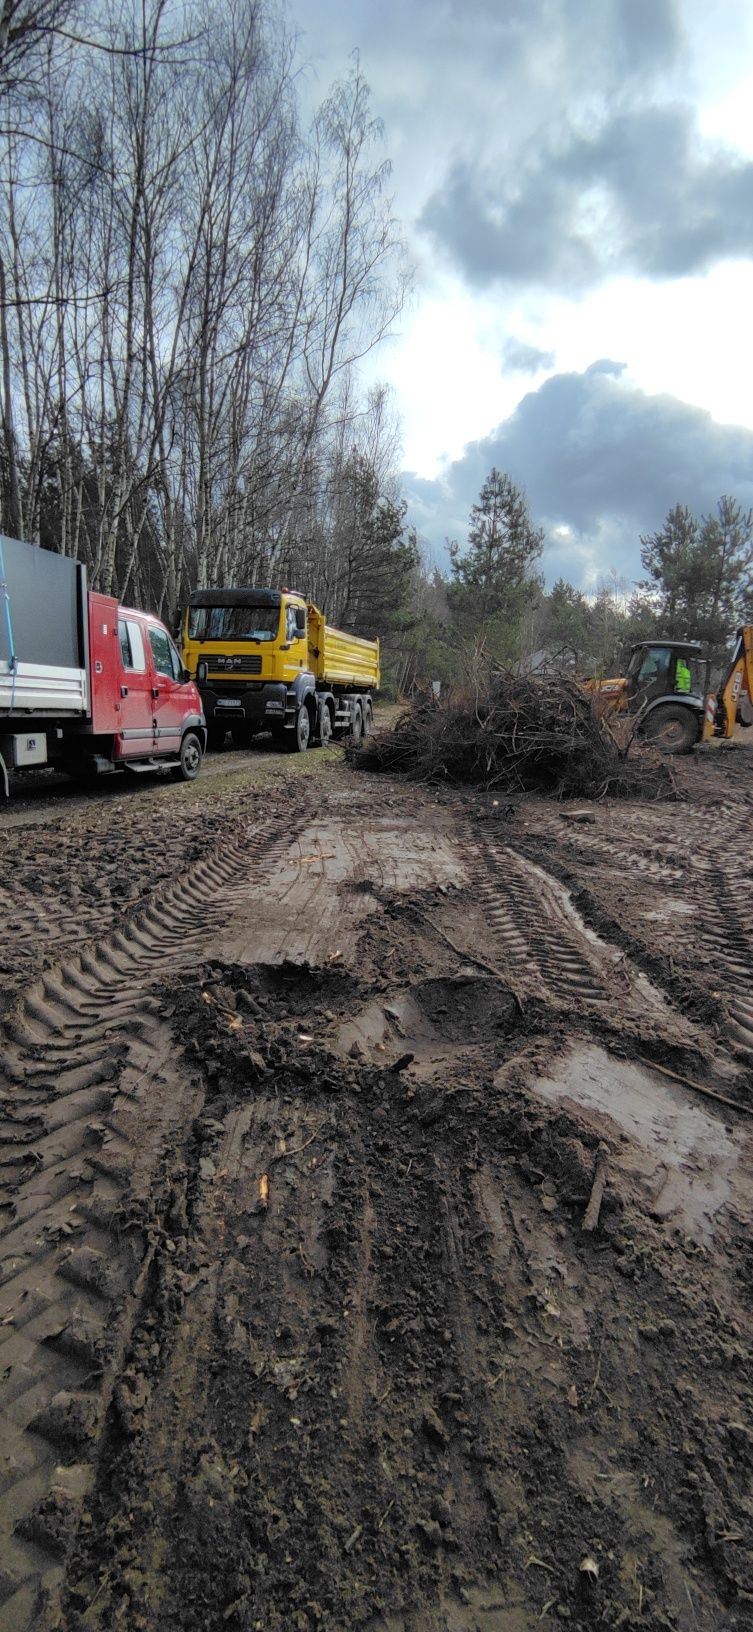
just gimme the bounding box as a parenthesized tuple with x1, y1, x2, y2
(171, 731, 203, 781)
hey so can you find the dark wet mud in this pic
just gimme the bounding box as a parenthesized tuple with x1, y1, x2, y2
(1, 748, 753, 1630)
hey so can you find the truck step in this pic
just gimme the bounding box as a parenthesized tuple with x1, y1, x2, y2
(126, 757, 180, 773)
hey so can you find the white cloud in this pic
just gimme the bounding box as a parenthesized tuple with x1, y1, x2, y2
(404, 363, 753, 589)
(289, 0, 753, 584)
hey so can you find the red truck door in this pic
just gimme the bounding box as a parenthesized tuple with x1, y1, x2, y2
(116, 614, 155, 755)
(146, 620, 187, 752)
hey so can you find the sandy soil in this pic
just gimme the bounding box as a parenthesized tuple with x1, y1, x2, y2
(1, 738, 753, 1631)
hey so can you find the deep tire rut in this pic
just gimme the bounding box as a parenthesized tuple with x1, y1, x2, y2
(0, 808, 305, 1632)
(530, 807, 753, 1055)
(473, 829, 694, 1042)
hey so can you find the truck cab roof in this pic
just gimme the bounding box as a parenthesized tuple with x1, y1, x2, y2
(630, 639, 703, 652)
(188, 588, 283, 609)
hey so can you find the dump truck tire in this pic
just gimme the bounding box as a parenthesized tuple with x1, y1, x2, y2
(287, 704, 311, 752)
(316, 705, 333, 748)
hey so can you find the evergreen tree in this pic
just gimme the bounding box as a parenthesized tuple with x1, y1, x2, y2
(538, 577, 591, 663)
(329, 452, 419, 642)
(640, 504, 705, 627)
(448, 468, 543, 660)
(640, 496, 753, 658)
(699, 496, 753, 647)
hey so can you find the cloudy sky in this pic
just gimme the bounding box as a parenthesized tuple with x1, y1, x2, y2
(291, 0, 753, 590)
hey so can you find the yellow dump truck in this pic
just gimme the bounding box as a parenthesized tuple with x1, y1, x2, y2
(181, 587, 380, 751)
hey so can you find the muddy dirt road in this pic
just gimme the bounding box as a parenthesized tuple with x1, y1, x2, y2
(1, 742, 753, 1631)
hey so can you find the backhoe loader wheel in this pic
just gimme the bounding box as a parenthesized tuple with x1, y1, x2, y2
(287, 703, 311, 752)
(642, 704, 699, 754)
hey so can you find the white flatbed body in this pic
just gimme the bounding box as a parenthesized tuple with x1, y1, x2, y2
(0, 658, 88, 716)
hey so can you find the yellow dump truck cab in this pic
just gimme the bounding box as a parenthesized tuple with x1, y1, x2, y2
(182, 587, 379, 752)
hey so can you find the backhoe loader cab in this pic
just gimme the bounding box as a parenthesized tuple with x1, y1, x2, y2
(625, 641, 704, 705)
(623, 640, 705, 753)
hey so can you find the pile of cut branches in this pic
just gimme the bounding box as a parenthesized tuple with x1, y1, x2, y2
(351, 675, 677, 800)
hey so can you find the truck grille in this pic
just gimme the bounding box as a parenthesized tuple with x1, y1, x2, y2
(200, 652, 262, 675)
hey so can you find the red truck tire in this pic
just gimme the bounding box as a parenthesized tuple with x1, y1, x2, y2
(171, 731, 203, 780)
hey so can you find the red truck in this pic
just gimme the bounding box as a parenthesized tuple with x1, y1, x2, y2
(0, 536, 205, 796)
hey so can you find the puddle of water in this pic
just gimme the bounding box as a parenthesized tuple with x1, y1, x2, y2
(529, 1042, 746, 1243)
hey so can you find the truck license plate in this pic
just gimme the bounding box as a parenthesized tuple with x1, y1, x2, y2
(216, 698, 242, 708)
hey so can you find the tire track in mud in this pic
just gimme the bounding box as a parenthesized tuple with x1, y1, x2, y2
(528, 807, 753, 1056)
(32, 859, 749, 1632)
(690, 871, 753, 1054)
(0, 806, 307, 1631)
(74, 1087, 538, 1629)
(0, 825, 202, 978)
(473, 838, 610, 1006)
(471, 828, 691, 1040)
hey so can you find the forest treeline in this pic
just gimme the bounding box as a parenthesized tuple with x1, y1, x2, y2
(0, 0, 411, 635)
(394, 473, 753, 693)
(1, 3, 750, 691)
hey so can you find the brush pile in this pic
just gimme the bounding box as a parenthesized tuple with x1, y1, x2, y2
(351, 675, 676, 800)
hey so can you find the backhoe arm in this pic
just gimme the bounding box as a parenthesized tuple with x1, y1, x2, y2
(704, 626, 753, 739)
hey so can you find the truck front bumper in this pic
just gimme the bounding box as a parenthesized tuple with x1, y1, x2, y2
(201, 682, 289, 729)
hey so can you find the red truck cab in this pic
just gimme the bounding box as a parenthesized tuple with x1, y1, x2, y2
(72, 594, 206, 781)
(0, 536, 205, 795)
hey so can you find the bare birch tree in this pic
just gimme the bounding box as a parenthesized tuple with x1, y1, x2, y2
(0, 0, 410, 631)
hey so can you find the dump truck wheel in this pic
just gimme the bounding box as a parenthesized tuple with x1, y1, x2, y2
(350, 703, 363, 742)
(317, 705, 333, 748)
(288, 703, 311, 752)
(171, 731, 203, 780)
(642, 704, 698, 754)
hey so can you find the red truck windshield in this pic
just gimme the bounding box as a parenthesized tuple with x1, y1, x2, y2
(189, 605, 280, 641)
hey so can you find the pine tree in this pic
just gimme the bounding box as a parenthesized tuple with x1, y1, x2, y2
(640, 505, 703, 626)
(640, 496, 753, 660)
(448, 468, 543, 659)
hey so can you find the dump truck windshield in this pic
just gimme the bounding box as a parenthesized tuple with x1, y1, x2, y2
(189, 605, 280, 641)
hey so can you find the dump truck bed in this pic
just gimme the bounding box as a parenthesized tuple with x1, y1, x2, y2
(307, 605, 380, 690)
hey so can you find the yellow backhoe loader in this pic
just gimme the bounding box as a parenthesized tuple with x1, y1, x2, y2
(586, 627, 753, 754)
